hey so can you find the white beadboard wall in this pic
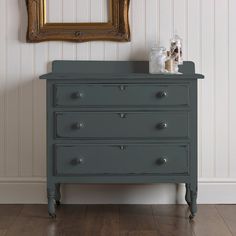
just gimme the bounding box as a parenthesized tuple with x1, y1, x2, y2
(0, 0, 235, 204)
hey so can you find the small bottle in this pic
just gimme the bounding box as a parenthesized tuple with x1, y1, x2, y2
(149, 45, 166, 74)
(170, 34, 183, 65)
(165, 51, 174, 73)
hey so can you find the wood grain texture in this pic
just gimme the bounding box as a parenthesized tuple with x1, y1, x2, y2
(216, 205, 236, 236)
(119, 205, 156, 231)
(152, 205, 195, 236)
(0, 205, 23, 230)
(0, 230, 6, 236)
(1, 205, 236, 236)
(193, 205, 232, 236)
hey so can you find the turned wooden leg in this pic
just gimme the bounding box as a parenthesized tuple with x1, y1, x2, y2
(185, 183, 191, 206)
(189, 184, 197, 220)
(47, 185, 56, 218)
(55, 183, 61, 206)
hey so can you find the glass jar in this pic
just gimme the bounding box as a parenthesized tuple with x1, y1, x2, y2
(149, 46, 166, 74)
(170, 34, 183, 65)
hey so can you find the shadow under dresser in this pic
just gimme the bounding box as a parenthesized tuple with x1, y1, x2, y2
(40, 60, 204, 219)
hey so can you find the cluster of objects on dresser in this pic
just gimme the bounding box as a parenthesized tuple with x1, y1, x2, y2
(149, 34, 183, 74)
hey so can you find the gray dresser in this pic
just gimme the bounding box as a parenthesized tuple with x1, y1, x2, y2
(40, 61, 204, 219)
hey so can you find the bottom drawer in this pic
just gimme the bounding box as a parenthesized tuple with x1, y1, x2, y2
(54, 144, 189, 176)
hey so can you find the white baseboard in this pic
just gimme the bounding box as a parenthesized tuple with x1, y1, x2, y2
(0, 177, 235, 204)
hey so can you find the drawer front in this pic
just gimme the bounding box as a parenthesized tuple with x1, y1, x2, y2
(54, 84, 189, 107)
(55, 112, 189, 139)
(55, 144, 189, 175)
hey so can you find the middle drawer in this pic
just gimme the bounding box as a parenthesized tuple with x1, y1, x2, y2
(55, 112, 189, 139)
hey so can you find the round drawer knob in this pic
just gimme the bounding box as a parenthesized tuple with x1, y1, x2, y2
(74, 122, 84, 129)
(157, 121, 168, 129)
(119, 145, 127, 150)
(119, 85, 126, 91)
(157, 91, 168, 98)
(157, 157, 168, 165)
(72, 92, 83, 99)
(71, 158, 84, 165)
(119, 113, 127, 119)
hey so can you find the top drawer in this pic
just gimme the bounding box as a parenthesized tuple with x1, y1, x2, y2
(53, 84, 189, 107)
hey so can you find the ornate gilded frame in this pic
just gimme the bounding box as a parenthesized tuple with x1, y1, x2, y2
(26, 0, 130, 42)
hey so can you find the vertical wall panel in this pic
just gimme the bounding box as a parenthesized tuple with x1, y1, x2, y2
(33, 43, 48, 177)
(104, 0, 117, 60)
(19, 0, 33, 176)
(76, 0, 90, 60)
(131, 0, 146, 60)
(5, 0, 20, 176)
(90, 0, 105, 60)
(214, 0, 229, 177)
(48, 0, 63, 64)
(36, 0, 63, 177)
(200, 0, 215, 178)
(187, 0, 201, 70)
(62, 0, 76, 60)
(173, 0, 187, 58)
(104, 42, 118, 60)
(159, 0, 172, 48)
(229, 0, 236, 178)
(0, 0, 6, 176)
(187, 0, 202, 177)
(146, 0, 159, 52)
(118, 1, 132, 60)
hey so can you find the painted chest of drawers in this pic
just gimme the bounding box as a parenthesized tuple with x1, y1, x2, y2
(40, 61, 204, 219)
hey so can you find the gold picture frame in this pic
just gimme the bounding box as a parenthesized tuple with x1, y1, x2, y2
(26, 0, 130, 43)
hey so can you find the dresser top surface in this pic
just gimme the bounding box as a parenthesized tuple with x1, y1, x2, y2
(40, 61, 204, 80)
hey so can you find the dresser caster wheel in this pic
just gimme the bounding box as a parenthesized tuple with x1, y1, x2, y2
(49, 213, 57, 219)
(189, 214, 195, 220)
(56, 200, 61, 206)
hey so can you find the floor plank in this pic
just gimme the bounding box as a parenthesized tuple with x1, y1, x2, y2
(119, 205, 159, 234)
(0, 230, 7, 236)
(1, 204, 236, 236)
(5, 205, 82, 236)
(5, 216, 60, 236)
(81, 205, 119, 236)
(216, 205, 236, 236)
(19, 204, 49, 218)
(192, 205, 232, 236)
(0, 205, 23, 230)
(58, 205, 119, 236)
(152, 205, 195, 236)
(119, 231, 159, 236)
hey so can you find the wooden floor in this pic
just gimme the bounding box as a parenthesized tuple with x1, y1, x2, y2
(0, 205, 235, 236)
